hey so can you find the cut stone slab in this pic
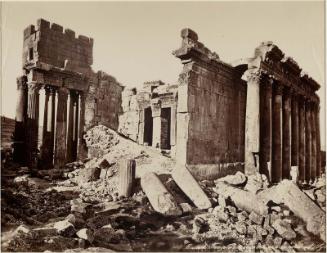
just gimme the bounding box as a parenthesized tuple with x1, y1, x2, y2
(272, 218, 297, 240)
(258, 180, 325, 242)
(172, 166, 212, 209)
(215, 171, 247, 186)
(214, 182, 268, 215)
(54, 220, 76, 237)
(141, 172, 182, 216)
(76, 228, 94, 243)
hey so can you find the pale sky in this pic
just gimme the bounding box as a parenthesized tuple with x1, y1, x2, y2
(1, 1, 325, 148)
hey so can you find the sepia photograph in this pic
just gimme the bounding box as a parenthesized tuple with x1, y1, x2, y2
(1, 1, 326, 252)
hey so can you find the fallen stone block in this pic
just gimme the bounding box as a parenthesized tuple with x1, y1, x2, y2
(54, 220, 76, 237)
(180, 202, 193, 214)
(249, 211, 264, 225)
(32, 227, 58, 238)
(93, 225, 123, 244)
(78, 167, 101, 183)
(215, 171, 247, 186)
(172, 166, 212, 209)
(244, 173, 268, 194)
(97, 158, 111, 169)
(214, 182, 268, 215)
(76, 228, 94, 243)
(272, 218, 297, 240)
(258, 180, 325, 242)
(141, 172, 182, 216)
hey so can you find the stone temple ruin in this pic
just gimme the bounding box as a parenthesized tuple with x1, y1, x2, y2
(13, 18, 322, 185)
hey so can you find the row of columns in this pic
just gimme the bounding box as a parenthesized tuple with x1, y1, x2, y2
(13, 77, 86, 169)
(259, 75, 321, 184)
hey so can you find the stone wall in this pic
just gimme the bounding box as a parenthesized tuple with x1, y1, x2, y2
(174, 29, 247, 170)
(23, 19, 93, 75)
(85, 71, 123, 131)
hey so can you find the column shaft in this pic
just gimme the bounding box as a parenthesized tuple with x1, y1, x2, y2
(54, 87, 69, 168)
(67, 91, 76, 163)
(72, 95, 79, 161)
(13, 76, 28, 163)
(316, 106, 321, 177)
(298, 99, 306, 182)
(77, 93, 87, 160)
(26, 82, 40, 168)
(282, 89, 291, 179)
(271, 84, 283, 183)
(305, 101, 312, 183)
(291, 93, 299, 166)
(259, 75, 272, 180)
(310, 102, 317, 182)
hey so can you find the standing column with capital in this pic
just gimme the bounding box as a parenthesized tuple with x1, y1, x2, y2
(291, 92, 299, 167)
(282, 88, 291, 179)
(298, 98, 306, 182)
(259, 75, 272, 180)
(40, 86, 56, 168)
(26, 82, 40, 168)
(13, 76, 28, 164)
(151, 102, 162, 149)
(305, 100, 312, 183)
(310, 101, 317, 182)
(271, 83, 283, 183)
(54, 87, 69, 168)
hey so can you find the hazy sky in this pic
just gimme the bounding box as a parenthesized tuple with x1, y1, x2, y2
(1, 1, 325, 147)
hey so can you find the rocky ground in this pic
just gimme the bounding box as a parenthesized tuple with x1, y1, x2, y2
(1, 125, 326, 252)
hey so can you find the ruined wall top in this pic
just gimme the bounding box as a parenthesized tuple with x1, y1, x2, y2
(23, 18, 93, 75)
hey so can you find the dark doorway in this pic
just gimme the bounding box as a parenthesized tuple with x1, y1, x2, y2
(161, 107, 171, 150)
(143, 107, 153, 146)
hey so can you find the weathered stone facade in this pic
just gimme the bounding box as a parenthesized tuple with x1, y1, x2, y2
(13, 19, 123, 169)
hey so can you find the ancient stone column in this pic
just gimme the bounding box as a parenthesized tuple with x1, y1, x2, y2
(40, 86, 56, 168)
(316, 105, 321, 178)
(305, 100, 312, 183)
(259, 75, 272, 180)
(282, 88, 291, 179)
(310, 102, 317, 182)
(291, 92, 299, 166)
(67, 90, 78, 163)
(26, 82, 40, 168)
(13, 76, 28, 164)
(77, 92, 87, 160)
(298, 98, 306, 182)
(271, 83, 283, 183)
(54, 87, 69, 168)
(244, 73, 260, 175)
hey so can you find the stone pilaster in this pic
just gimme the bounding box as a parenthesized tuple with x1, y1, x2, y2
(13, 76, 28, 163)
(259, 75, 272, 180)
(170, 105, 177, 157)
(271, 83, 283, 183)
(291, 92, 299, 166)
(305, 100, 312, 183)
(244, 73, 260, 175)
(282, 88, 291, 179)
(310, 101, 317, 182)
(54, 87, 69, 168)
(151, 101, 162, 149)
(298, 98, 306, 182)
(26, 82, 40, 168)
